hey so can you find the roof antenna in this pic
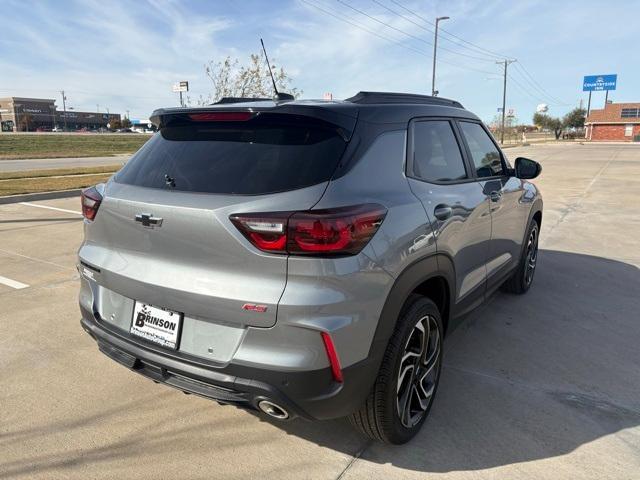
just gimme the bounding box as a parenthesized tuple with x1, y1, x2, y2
(260, 38, 294, 101)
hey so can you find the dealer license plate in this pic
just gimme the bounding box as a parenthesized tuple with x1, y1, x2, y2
(130, 301, 183, 349)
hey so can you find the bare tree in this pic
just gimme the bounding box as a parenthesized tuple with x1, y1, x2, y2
(190, 51, 302, 106)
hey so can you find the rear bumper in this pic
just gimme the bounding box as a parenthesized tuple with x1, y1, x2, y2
(80, 306, 379, 420)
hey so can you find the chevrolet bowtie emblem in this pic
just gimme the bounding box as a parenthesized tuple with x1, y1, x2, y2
(135, 213, 163, 228)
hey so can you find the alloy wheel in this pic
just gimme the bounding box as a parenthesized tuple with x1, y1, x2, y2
(524, 226, 539, 286)
(396, 314, 441, 428)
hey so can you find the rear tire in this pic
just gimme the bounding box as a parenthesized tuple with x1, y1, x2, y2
(502, 219, 539, 294)
(349, 295, 443, 444)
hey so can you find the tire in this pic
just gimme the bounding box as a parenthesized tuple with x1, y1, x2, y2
(349, 295, 443, 444)
(501, 219, 539, 294)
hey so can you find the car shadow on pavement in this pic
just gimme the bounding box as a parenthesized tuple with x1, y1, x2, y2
(259, 249, 640, 473)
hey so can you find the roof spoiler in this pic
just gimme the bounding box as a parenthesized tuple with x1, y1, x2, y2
(149, 104, 359, 139)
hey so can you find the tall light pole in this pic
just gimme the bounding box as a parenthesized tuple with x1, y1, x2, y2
(497, 59, 516, 145)
(60, 91, 68, 132)
(431, 16, 449, 96)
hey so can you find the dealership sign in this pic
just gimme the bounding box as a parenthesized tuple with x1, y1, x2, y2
(583, 74, 617, 91)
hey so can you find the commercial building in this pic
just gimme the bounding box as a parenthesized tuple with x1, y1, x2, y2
(0, 97, 121, 132)
(585, 102, 640, 141)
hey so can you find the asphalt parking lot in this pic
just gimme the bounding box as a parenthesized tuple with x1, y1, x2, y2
(1, 142, 639, 479)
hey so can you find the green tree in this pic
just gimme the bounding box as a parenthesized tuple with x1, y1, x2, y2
(562, 108, 587, 129)
(192, 51, 302, 105)
(533, 112, 563, 140)
(121, 117, 132, 128)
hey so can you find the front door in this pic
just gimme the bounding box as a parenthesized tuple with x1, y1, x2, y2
(457, 120, 526, 291)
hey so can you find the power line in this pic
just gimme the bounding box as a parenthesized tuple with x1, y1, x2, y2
(508, 74, 547, 103)
(512, 62, 571, 105)
(300, 0, 497, 76)
(337, 0, 498, 62)
(371, 0, 501, 61)
(383, 0, 571, 107)
(300, 0, 431, 58)
(388, 0, 508, 60)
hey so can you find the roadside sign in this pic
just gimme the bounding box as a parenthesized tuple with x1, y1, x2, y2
(172, 81, 189, 92)
(583, 74, 617, 91)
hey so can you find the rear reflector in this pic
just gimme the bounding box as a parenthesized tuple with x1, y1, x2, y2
(189, 112, 253, 122)
(321, 332, 343, 383)
(81, 186, 103, 221)
(230, 204, 386, 257)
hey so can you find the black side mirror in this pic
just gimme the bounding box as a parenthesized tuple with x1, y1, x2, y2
(514, 157, 541, 179)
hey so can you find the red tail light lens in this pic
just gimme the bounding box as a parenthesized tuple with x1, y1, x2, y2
(230, 204, 386, 256)
(81, 186, 103, 221)
(229, 213, 291, 253)
(288, 205, 387, 255)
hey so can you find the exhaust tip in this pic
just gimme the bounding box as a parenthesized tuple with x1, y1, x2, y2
(257, 400, 289, 420)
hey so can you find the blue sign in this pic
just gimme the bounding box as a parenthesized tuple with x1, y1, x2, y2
(583, 74, 617, 92)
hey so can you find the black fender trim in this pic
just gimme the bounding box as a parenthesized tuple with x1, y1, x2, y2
(358, 254, 455, 394)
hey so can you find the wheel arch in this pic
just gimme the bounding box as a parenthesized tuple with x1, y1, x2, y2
(368, 254, 455, 364)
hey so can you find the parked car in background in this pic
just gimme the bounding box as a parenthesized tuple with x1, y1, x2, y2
(78, 92, 543, 444)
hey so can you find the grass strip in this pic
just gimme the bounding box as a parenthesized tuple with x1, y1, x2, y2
(0, 165, 121, 180)
(0, 173, 112, 197)
(0, 134, 150, 159)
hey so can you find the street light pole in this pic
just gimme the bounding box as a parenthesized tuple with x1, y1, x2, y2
(60, 91, 68, 132)
(431, 16, 450, 96)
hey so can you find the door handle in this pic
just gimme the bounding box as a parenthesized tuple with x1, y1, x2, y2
(489, 191, 502, 202)
(433, 204, 453, 221)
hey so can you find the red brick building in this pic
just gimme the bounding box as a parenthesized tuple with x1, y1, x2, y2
(585, 102, 640, 141)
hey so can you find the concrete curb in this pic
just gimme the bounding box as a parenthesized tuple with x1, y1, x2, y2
(0, 189, 82, 205)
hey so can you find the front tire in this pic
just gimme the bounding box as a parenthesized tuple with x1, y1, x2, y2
(349, 295, 443, 444)
(502, 219, 539, 294)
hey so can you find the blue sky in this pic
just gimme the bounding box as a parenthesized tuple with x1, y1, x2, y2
(0, 0, 635, 122)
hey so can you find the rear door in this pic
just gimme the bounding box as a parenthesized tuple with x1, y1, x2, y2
(406, 118, 492, 318)
(457, 121, 526, 290)
(79, 112, 349, 328)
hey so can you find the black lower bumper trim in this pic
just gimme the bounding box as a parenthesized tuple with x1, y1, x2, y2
(80, 308, 381, 420)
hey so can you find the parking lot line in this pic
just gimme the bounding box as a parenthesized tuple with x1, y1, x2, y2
(0, 274, 29, 289)
(18, 201, 82, 215)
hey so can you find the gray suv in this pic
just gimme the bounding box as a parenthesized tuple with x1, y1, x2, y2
(78, 92, 542, 444)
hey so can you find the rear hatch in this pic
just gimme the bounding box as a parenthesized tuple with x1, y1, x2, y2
(80, 108, 356, 328)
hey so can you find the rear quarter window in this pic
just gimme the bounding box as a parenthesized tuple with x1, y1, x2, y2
(114, 114, 347, 195)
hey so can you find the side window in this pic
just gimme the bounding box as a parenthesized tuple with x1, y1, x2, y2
(411, 120, 467, 182)
(458, 122, 505, 178)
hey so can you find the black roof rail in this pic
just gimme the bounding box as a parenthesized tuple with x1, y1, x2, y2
(213, 97, 272, 105)
(345, 91, 464, 109)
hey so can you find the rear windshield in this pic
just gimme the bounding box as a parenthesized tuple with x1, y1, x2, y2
(114, 113, 347, 195)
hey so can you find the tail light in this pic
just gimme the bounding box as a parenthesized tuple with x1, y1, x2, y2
(230, 204, 386, 256)
(81, 186, 103, 221)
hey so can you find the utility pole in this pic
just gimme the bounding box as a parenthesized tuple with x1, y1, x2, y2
(497, 59, 516, 145)
(431, 16, 450, 96)
(60, 90, 68, 132)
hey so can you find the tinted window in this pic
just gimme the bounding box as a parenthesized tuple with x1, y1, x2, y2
(459, 122, 504, 178)
(115, 114, 347, 195)
(411, 121, 466, 182)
